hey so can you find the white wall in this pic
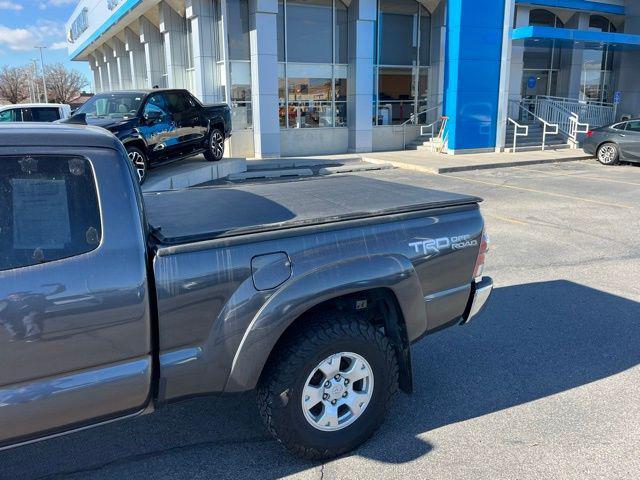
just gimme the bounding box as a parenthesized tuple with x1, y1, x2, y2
(280, 129, 349, 157)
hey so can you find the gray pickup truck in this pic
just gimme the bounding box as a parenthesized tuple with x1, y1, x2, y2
(0, 124, 492, 459)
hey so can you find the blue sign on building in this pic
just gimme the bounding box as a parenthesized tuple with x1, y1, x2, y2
(527, 76, 537, 89)
(614, 91, 622, 104)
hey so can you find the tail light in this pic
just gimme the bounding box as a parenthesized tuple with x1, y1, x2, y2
(586, 130, 594, 137)
(473, 232, 489, 282)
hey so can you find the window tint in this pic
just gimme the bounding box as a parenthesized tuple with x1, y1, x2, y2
(165, 92, 193, 114)
(0, 155, 102, 271)
(144, 94, 171, 117)
(29, 107, 60, 122)
(626, 121, 640, 132)
(0, 109, 21, 122)
(612, 122, 627, 131)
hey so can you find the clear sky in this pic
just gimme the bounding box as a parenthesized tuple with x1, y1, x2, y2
(0, 0, 93, 92)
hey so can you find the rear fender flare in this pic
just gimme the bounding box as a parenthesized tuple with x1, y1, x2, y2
(224, 254, 426, 392)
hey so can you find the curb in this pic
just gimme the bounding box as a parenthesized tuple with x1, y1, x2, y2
(362, 154, 592, 174)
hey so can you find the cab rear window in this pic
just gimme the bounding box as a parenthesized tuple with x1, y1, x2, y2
(0, 155, 102, 271)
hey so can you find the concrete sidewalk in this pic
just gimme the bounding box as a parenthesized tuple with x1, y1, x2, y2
(361, 148, 592, 174)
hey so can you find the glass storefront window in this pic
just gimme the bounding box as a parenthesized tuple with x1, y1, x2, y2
(277, 0, 349, 129)
(377, 67, 414, 125)
(374, 0, 431, 125)
(521, 9, 563, 99)
(581, 15, 616, 103)
(227, 0, 250, 60)
(286, 0, 333, 63)
(334, 78, 347, 127)
(287, 77, 333, 127)
(231, 62, 252, 129)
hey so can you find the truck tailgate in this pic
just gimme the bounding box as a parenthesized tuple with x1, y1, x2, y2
(144, 173, 481, 245)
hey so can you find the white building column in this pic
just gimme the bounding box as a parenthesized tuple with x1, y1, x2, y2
(140, 15, 166, 88)
(159, 1, 188, 89)
(249, 0, 280, 158)
(125, 27, 147, 89)
(558, 12, 590, 99)
(101, 44, 119, 91)
(347, 0, 376, 153)
(111, 37, 132, 90)
(186, 0, 220, 103)
(95, 50, 110, 92)
(508, 5, 530, 102)
(87, 54, 102, 93)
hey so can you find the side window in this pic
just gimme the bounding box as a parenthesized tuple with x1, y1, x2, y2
(29, 108, 61, 122)
(0, 155, 102, 271)
(0, 109, 21, 122)
(144, 94, 171, 117)
(0, 110, 13, 122)
(165, 92, 190, 114)
(625, 121, 640, 132)
(612, 122, 627, 131)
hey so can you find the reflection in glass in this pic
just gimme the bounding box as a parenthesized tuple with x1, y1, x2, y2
(286, 0, 333, 63)
(227, 0, 250, 60)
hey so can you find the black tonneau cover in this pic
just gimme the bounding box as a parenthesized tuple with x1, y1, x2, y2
(144, 174, 481, 245)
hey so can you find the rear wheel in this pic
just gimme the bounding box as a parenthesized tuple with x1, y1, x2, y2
(126, 146, 148, 183)
(204, 128, 225, 161)
(257, 312, 398, 460)
(597, 142, 619, 165)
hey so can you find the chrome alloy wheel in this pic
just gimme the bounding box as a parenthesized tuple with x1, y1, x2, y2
(598, 144, 617, 164)
(301, 352, 374, 432)
(128, 150, 147, 181)
(210, 130, 224, 159)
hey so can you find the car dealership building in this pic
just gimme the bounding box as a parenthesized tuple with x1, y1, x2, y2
(66, 0, 639, 158)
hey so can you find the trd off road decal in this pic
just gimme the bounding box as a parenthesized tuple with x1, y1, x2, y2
(409, 235, 478, 255)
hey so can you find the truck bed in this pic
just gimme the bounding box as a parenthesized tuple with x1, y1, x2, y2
(143, 173, 481, 245)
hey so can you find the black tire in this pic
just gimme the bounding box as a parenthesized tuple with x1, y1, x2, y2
(126, 146, 149, 183)
(257, 312, 399, 460)
(204, 128, 225, 161)
(597, 142, 620, 165)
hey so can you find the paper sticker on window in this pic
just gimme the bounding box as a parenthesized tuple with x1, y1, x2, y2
(12, 179, 71, 249)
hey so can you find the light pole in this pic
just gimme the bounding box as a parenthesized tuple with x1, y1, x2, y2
(31, 59, 40, 102)
(35, 46, 48, 103)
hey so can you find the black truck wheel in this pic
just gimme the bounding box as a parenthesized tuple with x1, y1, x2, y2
(257, 312, 398, 460)
(126, 146, 148, 183)
(204, 128, 225, 161)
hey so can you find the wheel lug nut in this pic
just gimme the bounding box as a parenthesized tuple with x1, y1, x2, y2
(334, 374, 341, 381)
(344, 379, 349, 385)
(324, 381, 331, 388)
(323, 393, 329, 400)
(331, 399, 337, 405)
(342, 392, 348, 398)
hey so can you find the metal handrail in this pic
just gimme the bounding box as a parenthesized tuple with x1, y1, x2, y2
(569, 113, 589, 143)
(508, 118, 529, 152)
(536, 95, 614, 108)
(509, 100, 559, 151)
(398, 103, 442, 149)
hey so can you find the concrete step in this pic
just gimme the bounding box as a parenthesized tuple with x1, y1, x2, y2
(228, 168, 313, 181)
(504, 144, 571, 153)
(143, 157, 246, 192)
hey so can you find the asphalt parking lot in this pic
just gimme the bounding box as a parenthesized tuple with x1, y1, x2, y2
(2, 159, 639, 480)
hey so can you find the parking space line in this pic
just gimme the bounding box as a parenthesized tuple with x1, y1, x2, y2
(513, 166, 640, 186)
(484, 213, 529, 226)
(439, 173, 634, 209)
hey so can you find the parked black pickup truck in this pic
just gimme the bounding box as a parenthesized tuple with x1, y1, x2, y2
(68, 89, 231, 182)
(0, 124, 492, 459)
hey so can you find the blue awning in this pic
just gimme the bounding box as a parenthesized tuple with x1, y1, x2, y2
(512, 26, 640, 49)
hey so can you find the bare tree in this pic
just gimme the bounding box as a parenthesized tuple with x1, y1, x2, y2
(0, 66, 29, 104)
(45, 63, 89, 104)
